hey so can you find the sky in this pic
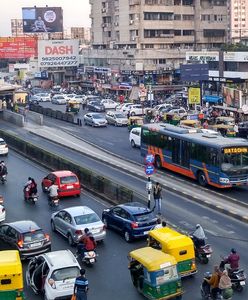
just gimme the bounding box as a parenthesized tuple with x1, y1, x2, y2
(0, 0, 91, 36)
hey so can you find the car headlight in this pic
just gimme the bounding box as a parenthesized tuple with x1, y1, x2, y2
(219, 177, 230, 184)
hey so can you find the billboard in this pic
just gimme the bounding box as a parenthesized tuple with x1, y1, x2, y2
(0, 37, 37, 59)
(38, 39, 79, 68)
(188, 87, 201, 105)
(22, 7, 63, 33)
(180, 63, 209, 82)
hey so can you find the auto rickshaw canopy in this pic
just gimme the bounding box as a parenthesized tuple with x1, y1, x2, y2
(180, 119, 201, 128)
(128, 116, 144, 124)
(149, 227, 195, 261)
(129, 247, 177, 272)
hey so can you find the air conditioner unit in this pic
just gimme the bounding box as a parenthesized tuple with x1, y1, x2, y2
(114, 22, 119, 26)
(131, 36, 136, 41)
(102, 8, 106, 13)
(130, 20, 134, 25)
(102, 23, 106, 28)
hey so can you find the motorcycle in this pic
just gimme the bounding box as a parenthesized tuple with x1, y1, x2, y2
(78, 250, 97, 266)
(48, 195, 59, 207)
(220, 259, 246, 292)
(195, 244, 213, 264)
(0, 174, 7, 184)
(201, 272, 223, 300)
(24, 186, 38, 204)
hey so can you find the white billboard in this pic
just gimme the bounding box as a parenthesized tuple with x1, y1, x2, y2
(38, 39, 79, 68)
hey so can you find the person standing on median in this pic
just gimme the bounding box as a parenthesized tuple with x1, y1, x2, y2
(153, 182, 162, 215)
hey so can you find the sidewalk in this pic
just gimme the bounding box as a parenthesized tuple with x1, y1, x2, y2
(20, 122, 248, 223)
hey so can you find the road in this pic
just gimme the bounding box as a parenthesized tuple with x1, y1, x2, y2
(38, 102, 248, 204)
(1, 150, 248, 299)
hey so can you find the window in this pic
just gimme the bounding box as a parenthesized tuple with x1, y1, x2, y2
(23, 230, 45, 243)
(51, 267, 80, 281)
(174, 14, 181, 20)
(60, 176, 78, 184)
(183, 30, 194, 36)
(183, 15, 194, 20)
(74, 213, 100, 225)
(174, 30, 181, 36)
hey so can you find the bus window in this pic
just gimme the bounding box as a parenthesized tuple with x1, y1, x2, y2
(172, 138, 180, 164)
(142, 129, 150, 144)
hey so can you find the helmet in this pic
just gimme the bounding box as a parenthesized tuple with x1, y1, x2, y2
(231, 248, 236, 254)
(196, 224, 201, 229)
(28, 177, 32, 181)
(84, 228, 89, 234)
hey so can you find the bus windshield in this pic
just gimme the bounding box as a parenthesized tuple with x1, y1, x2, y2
(221, 152, 248, 173)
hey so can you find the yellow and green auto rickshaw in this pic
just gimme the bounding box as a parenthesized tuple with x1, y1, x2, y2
(0, 250, 24, 300)
(66, 100, 80, 114)
(128, 247, 183, 300)
(128, 116, 144, 131)
(148, 227, 197, 278)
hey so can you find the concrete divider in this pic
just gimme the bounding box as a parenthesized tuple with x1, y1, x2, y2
(18, 107, 43, 126)
(2, 110, 24, 127)
(0, 129, 133, 205)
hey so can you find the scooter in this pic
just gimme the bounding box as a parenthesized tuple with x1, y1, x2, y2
(0, 174, 7, 184)
(24, 187, 38, 204)
(195, 244, 213, 264)
(220, 259, 246, 292)
(48, 195, 59, 207)
(201, 272, 223, 300)
(82, 250, 97, 266)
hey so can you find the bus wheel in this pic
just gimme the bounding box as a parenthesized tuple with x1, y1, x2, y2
(197, 171, 207, 187)
(155, 156, 162, 169)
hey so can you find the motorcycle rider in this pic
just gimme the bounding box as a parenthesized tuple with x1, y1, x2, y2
(77, 228, 97, 259)
(0, 161, 7, 177)
(24, 177, 37, 199)
(204, 265, 221, 299)
(48, 181, 59, 204)
(192, 224, 206, 249)
(222, 248, 240, 272)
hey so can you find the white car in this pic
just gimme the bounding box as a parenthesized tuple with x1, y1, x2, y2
(129, 127, 141, 148)
(26, 250, 80, 300)
(0, 205, 6, 222)
(101, 99, 118, 110)
(70, 95, 85, 103)
(168, 107, 187, 118)
(128, 104, 143, 116)
(116, 103, 133, 112)
(0, 138, 8, 156)
(154, 103, 173, 111)
(51, 95, 67, 105)
(62, 94, 76, 100)
(35, 93, 51, 102)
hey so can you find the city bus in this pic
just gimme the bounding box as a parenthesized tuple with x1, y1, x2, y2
(141, 123, 248, 188)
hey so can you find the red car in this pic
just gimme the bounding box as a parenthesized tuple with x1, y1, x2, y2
(41, 170, 81, 197)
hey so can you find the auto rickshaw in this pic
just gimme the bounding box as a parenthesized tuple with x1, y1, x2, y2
(163, 113, 181, 126)
(65, 100, 80, 114)
(128, 116, 144, 131)
(148, 227, 197, 278)
(0, 250, 24, 300)
(211, 124, 236, 137)
(180, 119, 201, 128)
(128, 247, 183, 300)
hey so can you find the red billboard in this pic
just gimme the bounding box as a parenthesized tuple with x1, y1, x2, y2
(0, 37, 37, 59)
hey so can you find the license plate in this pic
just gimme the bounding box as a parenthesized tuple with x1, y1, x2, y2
(91, 229, 100, 234)
(240, 281, 246, 286)
(143, 231, 149, 235)
(30, 242, 42, 248)
(206, 254, 211, 258)
(62, 284, 73, 290)
(89, 259, 95, 263)
(67, 185, 73, 189)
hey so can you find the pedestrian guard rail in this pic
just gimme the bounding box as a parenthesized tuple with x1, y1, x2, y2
(0, 129, 139, 205)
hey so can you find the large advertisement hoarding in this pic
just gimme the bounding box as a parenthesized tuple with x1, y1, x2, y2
(22, 7, 63, 33)
(38, 40, 79, 68)
(0, 37, 37, 59)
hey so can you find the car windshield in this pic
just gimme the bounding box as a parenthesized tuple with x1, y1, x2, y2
(92, 114, 104, 119)
(115, 113, 125, 118)
(134, 211, 155, 222)
(60, 176, 78, 184)
(51, 267, 80, 281)
(221, 152, 248, 173)
(74, 213, 100, 225)
(23, 230, 45, 243)
(0, 141, 6, 145)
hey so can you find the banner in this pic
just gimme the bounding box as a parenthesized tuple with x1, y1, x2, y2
(22, 7, 63, 33)
(188, 87, 201, 105)
(0, 37, 37, 59)
(38, 40, 79, 68)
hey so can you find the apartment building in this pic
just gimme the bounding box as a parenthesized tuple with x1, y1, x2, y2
(84, 0, 229, 73)
(230, 0, 248, 43)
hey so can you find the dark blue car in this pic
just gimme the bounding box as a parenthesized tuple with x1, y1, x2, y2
(102, 202, 157, 242)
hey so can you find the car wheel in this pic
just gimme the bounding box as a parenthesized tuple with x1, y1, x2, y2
(41, 183, 46, 193)
(68, 234, 75, 246)
(114, 122, 117, 127)
(51, 220, 56, 232)
(131, 140, 136, 148)
(102, 217, 109, 229)
(131, 112, 135, 116)
(124, 230, 132, 243)
(197, 171, 207, 187)
(84, 121, 87, 126)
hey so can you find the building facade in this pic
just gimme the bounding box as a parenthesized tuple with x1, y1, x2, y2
(229, 0, 248, 43)
(86, 0, 229, 73)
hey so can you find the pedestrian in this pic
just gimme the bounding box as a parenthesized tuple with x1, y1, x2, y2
(2, 99, 7, 110)
(219, 270, 233, 299)
(153, 182, 162, 215)
(73, 268, 89, 300)
(234, 123, 239, 136)
(203, 119, 209, 129)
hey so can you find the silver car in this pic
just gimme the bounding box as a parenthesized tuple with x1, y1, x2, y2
(83, 113, 107, 127)
(51, 206, 106, 245)
(51, 95, 67, 104)
(105, 111, 128, 126)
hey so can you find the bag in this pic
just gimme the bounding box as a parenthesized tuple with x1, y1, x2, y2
(223, 287, 233, 299)
(71, 295, 76, 300)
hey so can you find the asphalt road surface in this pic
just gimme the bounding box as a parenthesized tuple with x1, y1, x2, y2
(1, 150, 248, 299)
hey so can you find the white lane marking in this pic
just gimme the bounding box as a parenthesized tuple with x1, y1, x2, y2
(212, 220, 219, 224)
(205, 229, 218, 236)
